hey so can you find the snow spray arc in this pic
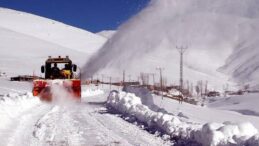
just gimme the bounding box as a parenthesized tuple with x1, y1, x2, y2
(81, 0, 259, 79)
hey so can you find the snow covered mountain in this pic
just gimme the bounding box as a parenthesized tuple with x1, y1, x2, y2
(1, 0, 259, 89)
(97, 30, 116, 39)
(0, 8, 106, 54)
(0, 8, 107, 76)
(83, 0, 259, 90)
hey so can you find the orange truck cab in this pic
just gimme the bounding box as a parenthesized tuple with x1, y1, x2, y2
(32, 56, 81, 101)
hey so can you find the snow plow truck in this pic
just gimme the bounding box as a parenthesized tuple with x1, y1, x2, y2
(32, 56, 81, 101)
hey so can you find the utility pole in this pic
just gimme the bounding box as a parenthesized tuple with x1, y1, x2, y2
(156, 67, 164, 98)
(101, 74, 105, 88)
(176, 45, 188, 94)
(96, 73, 99, 81)
(109, 76, 112, 91)
(149, 73, 156, 86)
(96, 73, 99, 90)
(128, 75, 131, 82)
(123, 70, 125, 85)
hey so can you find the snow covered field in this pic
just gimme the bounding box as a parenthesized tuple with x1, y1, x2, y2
(208, 93, 259, 117)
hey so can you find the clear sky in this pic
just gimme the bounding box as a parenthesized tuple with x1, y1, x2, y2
(0, 0, 150, 32)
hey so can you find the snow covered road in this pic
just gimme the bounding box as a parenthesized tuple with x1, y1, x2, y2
(0, 84, 167, 146)
(3, 79, 259, 146)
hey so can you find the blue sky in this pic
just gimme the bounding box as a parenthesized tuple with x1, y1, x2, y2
(0, 0, 150, 32)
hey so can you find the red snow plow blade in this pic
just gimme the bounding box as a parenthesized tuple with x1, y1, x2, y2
(32, 79, 81, 101)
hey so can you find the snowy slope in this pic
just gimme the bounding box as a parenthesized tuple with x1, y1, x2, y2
(0, 7, 108, 76)
(153, 95, 259, 129)
(0, 26, 87, 76)
(208, 93, 259, 117)
(0, 7, 107, 54)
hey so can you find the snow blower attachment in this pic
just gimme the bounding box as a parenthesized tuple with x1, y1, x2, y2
(32, 56, 81, 101)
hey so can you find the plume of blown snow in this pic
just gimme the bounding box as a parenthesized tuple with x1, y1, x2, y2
(49, 80, 77, 106)
(219, 20, 259, 85)
(82, 0, 259, 86)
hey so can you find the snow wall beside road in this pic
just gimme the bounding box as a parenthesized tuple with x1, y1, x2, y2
(107, 91, 259, 146)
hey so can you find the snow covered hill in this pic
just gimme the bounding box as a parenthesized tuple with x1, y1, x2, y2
(0, 8, 107, 76)
(0, 8, 107, 54)
(0, 26, 85, 76)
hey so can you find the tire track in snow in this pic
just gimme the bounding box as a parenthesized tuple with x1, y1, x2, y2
(66, 103, 132, 146)
(0, 88, 167, 146)
(33, 105, 87, 146)
(33, 103, 133, 146)
(90, 107, 170, 146)
(0, 100, 52, 146)
(84, 101, 169, 146)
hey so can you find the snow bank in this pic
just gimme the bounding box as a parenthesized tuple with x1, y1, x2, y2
(81, 89, 104, 97)
(107, 91, 198, 144)
(0, 92, 40, 129)
(122, 86, 155, 107)
(107, 91, 259, 145)
(195, 122, 259, 146)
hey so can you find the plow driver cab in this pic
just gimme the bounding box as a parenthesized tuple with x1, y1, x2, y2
(32, 56, 81, 101)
